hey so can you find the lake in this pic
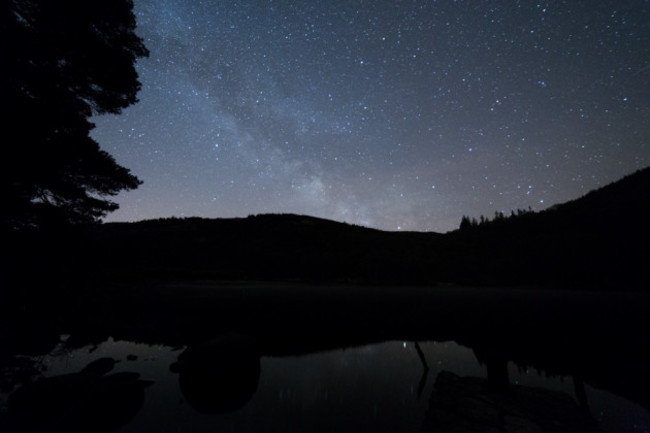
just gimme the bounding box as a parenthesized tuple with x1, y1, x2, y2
(1, 284, 649, 432)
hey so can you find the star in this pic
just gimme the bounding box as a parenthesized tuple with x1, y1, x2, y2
(92, 0, 650, 232)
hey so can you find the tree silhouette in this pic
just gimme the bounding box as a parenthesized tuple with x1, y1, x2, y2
(1, 0, 149, 230)
(459, 216, 472, 230)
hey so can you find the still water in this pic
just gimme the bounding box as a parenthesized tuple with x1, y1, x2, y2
(5, 336, 648, 433)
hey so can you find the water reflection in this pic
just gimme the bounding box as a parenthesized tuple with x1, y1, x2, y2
(2, 287, 650, 432)
(2, 338, 646, 432)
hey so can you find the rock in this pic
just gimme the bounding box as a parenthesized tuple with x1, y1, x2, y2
(421, 371, 605, 433)
(170, 333, 260, 414)
(1, 358, 152, 433)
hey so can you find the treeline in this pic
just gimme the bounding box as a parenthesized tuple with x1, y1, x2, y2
(458, 207, 536, 230)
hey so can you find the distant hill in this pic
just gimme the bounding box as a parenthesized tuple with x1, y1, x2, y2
(58, 213, 441, 285)
(4, 168, 649, 290)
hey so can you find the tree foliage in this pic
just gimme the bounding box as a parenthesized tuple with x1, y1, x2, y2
(1, 0, 149, 230)
(458, 207, 534, 230)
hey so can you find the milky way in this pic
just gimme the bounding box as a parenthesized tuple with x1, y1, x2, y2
(91, 0, 650, 232)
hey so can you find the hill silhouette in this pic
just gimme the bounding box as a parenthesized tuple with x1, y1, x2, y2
(444, 167, 650, 287)
(4, 167, 649, 290)
(78, 213, 441, 285)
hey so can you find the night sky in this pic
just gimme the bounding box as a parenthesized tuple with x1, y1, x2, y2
(91, 0, 650, 233)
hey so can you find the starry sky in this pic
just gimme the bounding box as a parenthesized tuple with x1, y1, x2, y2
(91, 0, 650, 232)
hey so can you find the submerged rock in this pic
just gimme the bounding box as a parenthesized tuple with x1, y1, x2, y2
(171, 333, 260, 414)
(1, 357, 153, 433)
(421, 371, 605, 433)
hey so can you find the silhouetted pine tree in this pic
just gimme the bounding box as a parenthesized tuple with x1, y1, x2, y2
(459, 216, 472, 230)
(1, 0, 148, 230)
